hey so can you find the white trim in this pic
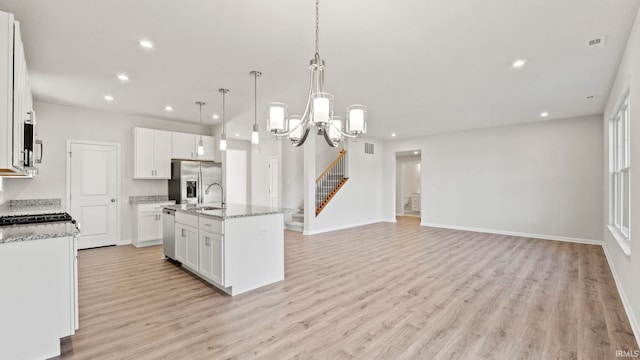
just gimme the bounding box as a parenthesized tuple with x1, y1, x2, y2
(607, 224, 631, 256)
(303, 219, 386, 235)
(117, 239, 132, 246)
(602, 242, 640, 348)
(384, 218, 398, 223)
(66, 139, 122, 245)
(420, 222, 602, 245)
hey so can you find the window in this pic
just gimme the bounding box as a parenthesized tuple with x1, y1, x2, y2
(610, 93, 631, 252)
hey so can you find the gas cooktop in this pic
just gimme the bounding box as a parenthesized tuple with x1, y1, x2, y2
(0, 213, 75, 227)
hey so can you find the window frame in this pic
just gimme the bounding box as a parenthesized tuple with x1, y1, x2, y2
(609, 92, 631, 255)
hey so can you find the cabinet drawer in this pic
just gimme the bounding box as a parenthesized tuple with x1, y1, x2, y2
(199, 217, 223, 234)
(175, 212, 199, 228)
(136, 202, 174, 213)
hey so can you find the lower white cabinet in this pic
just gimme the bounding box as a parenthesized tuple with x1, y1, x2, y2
(175, 223, 198, 271)
(198, 223, 224, 286)
(132, 202, 174, 247)
(0, 236, 78, 359)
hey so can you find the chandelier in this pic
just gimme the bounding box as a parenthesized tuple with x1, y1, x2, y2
(266, 0, 367, 147)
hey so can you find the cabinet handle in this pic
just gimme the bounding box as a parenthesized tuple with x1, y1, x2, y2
(181, 229, 186, 237)
(206, 236, 210, 246)
(204, 223, 211, 227)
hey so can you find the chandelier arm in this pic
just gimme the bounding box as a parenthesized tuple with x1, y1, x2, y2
(322, 129, 339, 147)
(300, 66, 314, 125)
(292, 128, 311, 147)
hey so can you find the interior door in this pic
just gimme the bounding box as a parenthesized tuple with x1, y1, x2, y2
(70, 142, 118, 249)
(268, 157, 279, 208)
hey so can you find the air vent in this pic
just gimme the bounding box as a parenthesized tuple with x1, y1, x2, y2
(365, 143, 374, 155)
(587, 37, 606, 49)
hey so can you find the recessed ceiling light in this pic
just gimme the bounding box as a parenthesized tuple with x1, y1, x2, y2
(117, 74, 129, 82)
(235, 133, 240, 137)
(212, 114, 219, 119)
(540, 112, 549, 117)
(104, 95, 114, 101)
(414, 151, 419, 155)
(391, 133, 397, 137)
(512, 59, 527, 68)
(138, 39, 154, 49)
(165, 106, 173, 111)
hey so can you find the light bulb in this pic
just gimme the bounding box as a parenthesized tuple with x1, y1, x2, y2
(219, 133, 227, 151)
(251, 131, 259, 145)
(197, 138, 204, 155)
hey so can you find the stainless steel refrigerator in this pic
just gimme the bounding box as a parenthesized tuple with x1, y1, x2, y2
(168, 160, 222, 204)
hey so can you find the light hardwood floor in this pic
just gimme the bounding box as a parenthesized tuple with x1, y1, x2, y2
(61, 217, 638, 359)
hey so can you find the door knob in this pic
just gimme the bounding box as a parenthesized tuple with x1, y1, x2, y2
(110, 199, 117, 203)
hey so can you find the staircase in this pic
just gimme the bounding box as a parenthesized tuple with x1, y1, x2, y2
(285, 210, 304, 232)
(316, 150, 349, 216)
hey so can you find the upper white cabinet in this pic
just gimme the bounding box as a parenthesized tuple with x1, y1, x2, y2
(134, 127, 172, 179)
(0, 12, 35, 177)
(172, 132, 216, 161)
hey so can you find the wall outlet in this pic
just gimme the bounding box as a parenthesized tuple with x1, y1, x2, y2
(527, 218, 537, 224)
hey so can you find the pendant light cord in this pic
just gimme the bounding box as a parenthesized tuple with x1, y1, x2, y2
(254, 73, 258, 126)
(315, 0, 320, 55)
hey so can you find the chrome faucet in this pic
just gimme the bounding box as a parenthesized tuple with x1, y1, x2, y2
(205, 182, 225, 207)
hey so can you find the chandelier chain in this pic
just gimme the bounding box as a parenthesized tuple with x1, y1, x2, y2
(315, 0, 320, 55)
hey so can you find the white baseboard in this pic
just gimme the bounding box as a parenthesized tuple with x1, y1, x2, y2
(419, 222, 603, 245)
(602, 242, 640, 348)
(384, 218, 398, 223)
(303, 219, 386, 235)
(117, 239, 132, 246)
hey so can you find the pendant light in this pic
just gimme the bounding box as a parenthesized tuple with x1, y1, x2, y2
(219, 88, 229, 151)
(196, 101, 205, 156)
(250, 70, 262, 145)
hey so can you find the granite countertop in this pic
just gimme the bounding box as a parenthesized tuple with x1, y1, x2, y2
(0, 222, 79, 244)
(166, 203, 295, 220)
(0, 199, 64, 217)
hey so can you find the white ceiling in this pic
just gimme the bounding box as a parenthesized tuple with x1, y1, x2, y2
(0, 0, 638, 140)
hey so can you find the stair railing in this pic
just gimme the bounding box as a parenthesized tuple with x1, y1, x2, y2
(315, 149, 349, 216)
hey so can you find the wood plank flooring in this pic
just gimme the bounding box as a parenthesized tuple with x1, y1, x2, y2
(60, 217, 638, 359)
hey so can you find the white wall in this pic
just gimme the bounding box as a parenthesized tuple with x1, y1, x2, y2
(602, 6, 640, 345)
(2, 101, 211, 242)
(220, 138, 251, 205)
(305, 137, 384, 234)
(250, 137, 280, 207)
(280, 139, 303, 211)
(383, 115, 604, 242)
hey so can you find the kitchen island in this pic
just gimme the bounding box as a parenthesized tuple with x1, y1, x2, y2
(165, 204, 285, 296)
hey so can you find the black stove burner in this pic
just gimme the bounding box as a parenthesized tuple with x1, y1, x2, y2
(0, 213, 75, 226)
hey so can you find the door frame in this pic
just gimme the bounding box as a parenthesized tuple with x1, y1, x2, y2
(65, 139, 122, 245)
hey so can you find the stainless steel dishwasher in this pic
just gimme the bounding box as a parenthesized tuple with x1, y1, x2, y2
(162, 208, 176, 260)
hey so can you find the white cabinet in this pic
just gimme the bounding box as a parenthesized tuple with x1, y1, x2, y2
(134, 127, 172, 179)
(198, 217, 224, 285)
(0, 12, 35, 176)
(411, 194, 421, 212)
(175, 212, 199, 272)
(132, 202, 174, 247)
(0, 236, 77, 359)
(172, 132, 216, 161)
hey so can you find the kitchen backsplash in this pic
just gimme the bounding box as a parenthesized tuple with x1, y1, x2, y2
(129, 195, 171, 204)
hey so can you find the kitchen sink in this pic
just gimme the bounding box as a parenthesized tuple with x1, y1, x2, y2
(196, 206, 223, 211)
